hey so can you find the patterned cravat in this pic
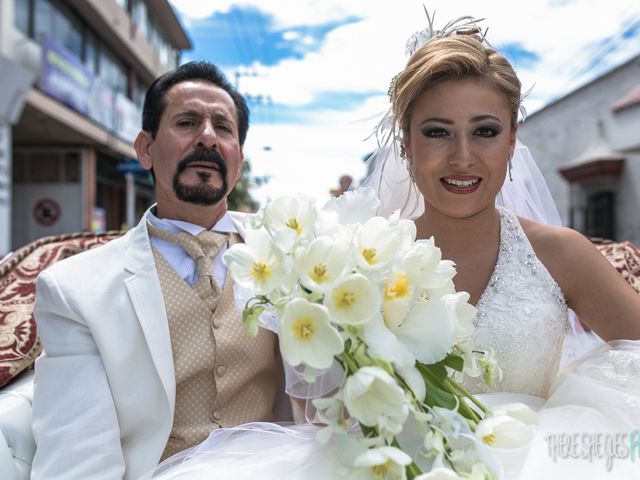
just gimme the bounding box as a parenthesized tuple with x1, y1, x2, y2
(147, 221, 228, 311)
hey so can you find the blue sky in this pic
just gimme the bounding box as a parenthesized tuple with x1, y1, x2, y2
(168, 1, 640, 207)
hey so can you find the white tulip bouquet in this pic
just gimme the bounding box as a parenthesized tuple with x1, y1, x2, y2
(223, 188, 535, 479)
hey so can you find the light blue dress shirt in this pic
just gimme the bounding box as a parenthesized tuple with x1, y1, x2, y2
(147, 211, 237, 287)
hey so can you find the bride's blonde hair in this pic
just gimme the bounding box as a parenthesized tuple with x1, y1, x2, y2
(390, 33, 522, 134)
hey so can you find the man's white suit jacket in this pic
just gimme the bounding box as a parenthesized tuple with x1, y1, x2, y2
(30, 209, 288, 479)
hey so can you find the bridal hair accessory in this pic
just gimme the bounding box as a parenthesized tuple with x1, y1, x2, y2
(386, 9, 486, 103)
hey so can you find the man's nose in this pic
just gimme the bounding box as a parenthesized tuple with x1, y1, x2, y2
(195, 120, 218, 149)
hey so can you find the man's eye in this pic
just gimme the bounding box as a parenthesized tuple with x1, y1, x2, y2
(475, 126, 501, 137)
(421, 127, 448, 138)
(217, 125, 232, 133)
(177, 120, 195, 128)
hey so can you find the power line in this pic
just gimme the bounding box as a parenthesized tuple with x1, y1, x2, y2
(550, 14, 640, 102)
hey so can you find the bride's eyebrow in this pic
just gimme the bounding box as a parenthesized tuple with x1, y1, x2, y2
(470, 114, 503, 123)
(419, 117, 453, 126)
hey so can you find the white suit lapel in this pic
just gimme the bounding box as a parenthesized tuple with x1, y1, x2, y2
(123, 212, 176, 413)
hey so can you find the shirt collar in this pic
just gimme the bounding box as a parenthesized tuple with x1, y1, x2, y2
(147, 209, 238, 235)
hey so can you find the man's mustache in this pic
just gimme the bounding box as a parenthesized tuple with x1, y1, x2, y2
(175, 149, 227, 179)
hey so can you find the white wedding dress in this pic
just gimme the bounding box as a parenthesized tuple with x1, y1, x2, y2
(466, 208, 640, 479)
(147, 208, 640, 479)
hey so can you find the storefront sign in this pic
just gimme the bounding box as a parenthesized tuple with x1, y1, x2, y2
(39, 36, 93, 115)
(39, 37, 141, 144)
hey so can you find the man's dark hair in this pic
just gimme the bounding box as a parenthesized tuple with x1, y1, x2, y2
(142, 61, 250, 145)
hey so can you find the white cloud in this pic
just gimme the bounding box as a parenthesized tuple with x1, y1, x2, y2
(177, 1, 639, 112)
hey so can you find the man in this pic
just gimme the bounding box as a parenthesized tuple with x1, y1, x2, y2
(31, 62, 288, 479)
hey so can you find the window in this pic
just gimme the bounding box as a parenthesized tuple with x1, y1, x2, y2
(131, 0, 149, 40)
(112, 0, 128, 10)
(14, 0, 30, 36)
(133, 75, 148, 109)
(99, 47, 128, 94)
(33, 0, 83, 58)
(585, 191, 615, 240)
(83, 30, 99, 74)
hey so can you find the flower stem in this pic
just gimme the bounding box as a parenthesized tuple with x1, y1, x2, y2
(340, 351, 359, 375)
(444, 377, 488, 415)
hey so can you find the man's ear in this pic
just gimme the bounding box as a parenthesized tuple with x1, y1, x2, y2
(230, 149, 245, 190)
(134, 131, 153, 169)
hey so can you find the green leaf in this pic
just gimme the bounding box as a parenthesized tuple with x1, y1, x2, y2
(242, 305, 264, 337)
(440, 353, 464, 372)
(417, 362, 447, 385)
(424, 378, 457, 410)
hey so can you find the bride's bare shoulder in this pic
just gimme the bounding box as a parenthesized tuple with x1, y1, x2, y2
(517, 216, 610, 284)
(518, 217, 590, 259)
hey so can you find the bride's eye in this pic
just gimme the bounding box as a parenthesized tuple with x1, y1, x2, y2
(474, 125, 501, 137)
(421, 127, 448, 138)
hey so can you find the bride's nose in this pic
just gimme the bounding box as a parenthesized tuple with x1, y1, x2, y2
(447, 136, 476, 168)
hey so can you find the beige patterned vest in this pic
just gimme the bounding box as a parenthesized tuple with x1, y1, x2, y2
(153, 232, 283, 459)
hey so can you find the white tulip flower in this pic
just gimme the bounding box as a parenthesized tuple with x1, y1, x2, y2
(223, 229, 286, 294)
(350, 446, 412, 480)
(353, 217, 405, 276)
(363, 313, 415, 368)
(343, 366, 409, 435)
(401, 238, 457, 292)
(263, 194, 317, 251)
(475, 414, 534, 449)
(450, 292, 477, 344)
(294, 236, 352, 293)
(491, 403, 538, 426)
(279, 298, 344, 370)
(322, 186, 380, 226)
(414, 467, 462, 480)
(366, 293, 468, 368)
(325, 273, 380, 326)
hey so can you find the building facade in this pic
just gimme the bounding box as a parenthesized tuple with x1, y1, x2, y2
(0, 0, 190, 256)
(518, 54, 640, 244)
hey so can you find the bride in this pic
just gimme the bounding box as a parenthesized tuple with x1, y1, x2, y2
(364, 15, 640, 478)
(149, 14, 640, 480)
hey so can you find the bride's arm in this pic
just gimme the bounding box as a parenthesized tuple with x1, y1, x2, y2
(524, 220, 640, 341)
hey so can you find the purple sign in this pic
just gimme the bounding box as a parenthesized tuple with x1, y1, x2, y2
(39, 36, 141, 145)
(39, 36, 93, 115)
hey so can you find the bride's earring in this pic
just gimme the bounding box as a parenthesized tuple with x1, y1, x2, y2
(508, 153, 514, 182)
(408, 160, 415, 182)
(401, 144, 416, 182)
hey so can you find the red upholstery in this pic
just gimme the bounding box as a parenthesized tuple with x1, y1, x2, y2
(594, 240, 640, 295)
(0, 232, 123, 388)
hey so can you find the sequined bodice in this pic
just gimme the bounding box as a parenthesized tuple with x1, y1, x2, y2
(464, 207, 568, 398)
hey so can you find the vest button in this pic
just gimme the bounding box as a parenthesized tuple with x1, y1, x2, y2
(211, 410, 221, 421)
(212, 315, 223, 328)
(216, 365, 226, 377)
